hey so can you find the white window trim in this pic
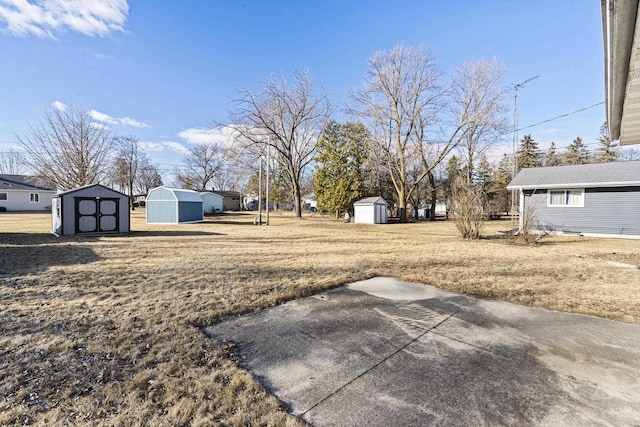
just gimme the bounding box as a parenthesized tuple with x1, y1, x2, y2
(547, 188, 584, 207)
(30, 193, 39, 203)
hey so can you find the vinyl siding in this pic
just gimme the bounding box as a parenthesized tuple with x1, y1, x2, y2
(523, 186, 640, 235)
(0, 190, 55, 211)
(178, 202, 203, 222)
(146, 200, 177, 223)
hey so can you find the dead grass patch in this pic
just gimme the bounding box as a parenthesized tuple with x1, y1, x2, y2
(0, 211, 638, 425)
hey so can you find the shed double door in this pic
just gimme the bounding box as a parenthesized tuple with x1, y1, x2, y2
(75, 197, 119, 234)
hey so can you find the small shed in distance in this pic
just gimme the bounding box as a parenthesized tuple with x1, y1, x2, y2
(354, 197, 388, 224)
(212, 190, 242, 211)
(199, 191, 224, 214)
(51, 184, 130, 236)
(146, 186, 203, 224)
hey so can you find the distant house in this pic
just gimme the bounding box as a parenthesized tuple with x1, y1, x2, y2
(302, 193, 317, 211)
(146, 186, 204, 224)
(199, 191, 224, 214)
(354, 197, 388, 224)
(418, 201, 447, 219)
(212, 190, 241, 211)
(51, 184, 130, 236)
(507, 161, 640, 237)
(0, 174, 56, 212)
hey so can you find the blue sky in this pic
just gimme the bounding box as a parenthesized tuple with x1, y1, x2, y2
(0, 0, 605, 176)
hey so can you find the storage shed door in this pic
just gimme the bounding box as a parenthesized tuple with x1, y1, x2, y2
(75, 197, 119, 233)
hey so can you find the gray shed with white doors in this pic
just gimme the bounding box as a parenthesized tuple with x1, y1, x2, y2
(51, 184, 130, 236)
(354, 197, 388, 224)
(507, 161, 640, 237)
(199, 191, 224, 214)
(146, 186, 204, 224)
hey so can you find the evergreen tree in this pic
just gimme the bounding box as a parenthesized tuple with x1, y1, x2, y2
(544, 142, 562, 166)
(595, 122, 619, 163)
(489, 154, 513, 215)
(516, 134, 542, 171)
(564, 137, 591, 165)
(314, 121, 368, 215)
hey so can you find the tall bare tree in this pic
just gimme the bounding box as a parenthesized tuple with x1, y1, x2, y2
(0, 149, 25, 175)
(232, 70, 331, 217)
(453, 58, 508, 183)
(17, 106, 115, 190)
(135, 161, 163, 194)
(110, 136, 144, 209)
(353, 45, 501, 222)
(175, 143, 224, 191)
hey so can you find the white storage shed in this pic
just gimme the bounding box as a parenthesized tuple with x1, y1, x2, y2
(146, 186, 204, 224)
(199, 191, 224, 214)
(51, 184, 130, 236)
(354, 197, 388, 224)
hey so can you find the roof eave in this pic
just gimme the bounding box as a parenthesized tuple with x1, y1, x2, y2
(507, 181, 640, 190)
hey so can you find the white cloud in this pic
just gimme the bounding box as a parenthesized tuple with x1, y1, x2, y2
(138, 141, 164, 152)
(0, 0, 129, 39)
(90, 109, 151, 128)
(139, 141, 190, 156)
(162, 141, 190, 155)
(52, 100, 67, 111)
(89, 109, 118, 124)
(120, 116, 151, 128)
(177, 125, 237, 147)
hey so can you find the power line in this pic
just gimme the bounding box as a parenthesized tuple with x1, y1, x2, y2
(515, 102, 604, 133)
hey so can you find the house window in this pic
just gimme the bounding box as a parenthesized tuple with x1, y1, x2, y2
(0, 192, 6, 200)
(548, 189, 584, 207)
(30, 193, 39, 203)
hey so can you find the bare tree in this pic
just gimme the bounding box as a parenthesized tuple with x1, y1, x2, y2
(135, 161, 163, 194)
(110, 136, 144, 209)
(620, 148, 640, 161)
(175, 143, 224, 191)
(232, 70, 331, 217)
(17, 106, 115, 190)
(0, 149, 25, 175)
(353, 45, 490, 222)
(453, 58, 508, 183)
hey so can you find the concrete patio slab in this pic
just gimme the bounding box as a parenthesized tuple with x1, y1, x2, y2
(205, 277, 640, 426)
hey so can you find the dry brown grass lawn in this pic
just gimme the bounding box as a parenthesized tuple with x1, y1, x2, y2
(1, 211, 638, 425)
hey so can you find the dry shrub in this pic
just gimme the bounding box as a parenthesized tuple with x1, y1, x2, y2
(516, 205, 545, 245)
(450, 177, 485, 239)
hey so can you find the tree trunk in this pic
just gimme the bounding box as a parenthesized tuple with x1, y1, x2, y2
(398, 188, 407, 222)
(428, 171, 436, 221)
(293, 182, 302, 218)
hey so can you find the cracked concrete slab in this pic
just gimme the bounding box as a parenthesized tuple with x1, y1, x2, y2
(205, 277, 640, 426)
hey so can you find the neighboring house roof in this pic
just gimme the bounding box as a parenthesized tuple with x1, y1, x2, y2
(199, 191, 224, 199)
(354, 197, 387, 205)
(55, 183, 128, 197)
(211, 190, 240, 197)
(0, 174, 56, 191)
(507, 161, 640, 190)
(302, 192, 316, 201)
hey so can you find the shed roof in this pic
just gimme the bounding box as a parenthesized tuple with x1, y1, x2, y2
(507, 161, 640, 190)
(150, 186, 203, 202)
(56, 183, 127, 197)
(0, 174, 56, 191)
(354, 197, 387, 205)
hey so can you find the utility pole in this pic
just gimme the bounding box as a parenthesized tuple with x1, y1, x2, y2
(258, 157, 263, 225)
(266, 138, 270, 226)
(511, 75, 539, 228)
